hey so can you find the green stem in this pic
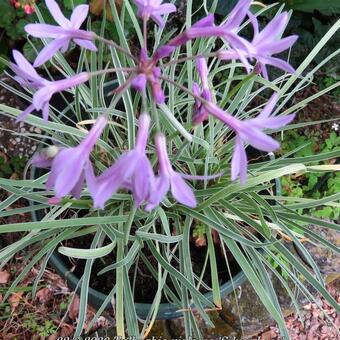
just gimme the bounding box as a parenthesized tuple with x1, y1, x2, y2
(160, 52, 218, 68)
(152, 100, 161, 132)
(116, 209, 125, 337)
(94, 34, 139, 62)
(90, 67, 137, 77)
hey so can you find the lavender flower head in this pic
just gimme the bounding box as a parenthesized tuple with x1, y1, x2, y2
(86, 113, 155, 209)
(46, 115, 108, 201)
(146, 133, 196, 211)
(131, 49, 165, 104)
(182, 0, 251, 49)
(10, 0, 299, 210)
(152, 1, 250, 62)
(205, 94, 295, 183)
(25, 0, 97, 67)
(10, 52, 89, 121)
(218, 12, 298, 78)
(135, 0, 176, 27)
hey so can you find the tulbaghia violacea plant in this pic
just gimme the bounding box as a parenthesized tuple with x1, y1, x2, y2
(2, 0, 339, 338)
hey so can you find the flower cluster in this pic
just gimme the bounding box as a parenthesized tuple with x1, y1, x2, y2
(13, 0, 297, 210)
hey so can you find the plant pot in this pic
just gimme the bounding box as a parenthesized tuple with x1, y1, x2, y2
(30, 165, 248, 320)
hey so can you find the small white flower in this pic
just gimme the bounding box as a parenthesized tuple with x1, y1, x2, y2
(331, 123, 339, 131)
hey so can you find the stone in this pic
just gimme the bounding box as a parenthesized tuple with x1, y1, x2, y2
(295, 224, 340, 275)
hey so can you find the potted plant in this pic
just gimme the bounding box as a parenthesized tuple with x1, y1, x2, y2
(0, 0, 339, 338)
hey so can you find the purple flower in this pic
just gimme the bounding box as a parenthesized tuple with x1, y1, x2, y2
(46, 115, 108, 200)
(10, 50, 48, 89)
(131, 49, 165, 104)
(146, 133, 196, 210)
(33, 73, 89, 120)
(11, 50, 88, 122)
(152, 15, 216, 61)
(166, 14, 216, 48)
(169, 0, 250, 51)
(218, 12, 298, 78)
(25, 0, 97, 67)
(153, 0, 250, 61)
(192, 58, 212, 124)
(86, 113, 155, 209)
(13, 65, 89, 122)
(205, 94, 295, 183)
(187, 0, 251, 48)
(135, 0, 176, 27)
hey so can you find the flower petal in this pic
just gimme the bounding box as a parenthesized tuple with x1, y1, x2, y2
(217, 50, 240, 61)
(33, 38, 70, 67)
(258, 35, 298, 55)
(70, 170, 85, 198)
(70, 4, 89, 29)
(151, 80, 165, 104)
(145, 175, 170, 211)
(92, 152, 139, 208)
(33, 86, 53, 111)
(131, 74, 147, 92)
(79, 114, 108, 151)
(231, 136, 247, 184)
(135, 113, 151, 152)
(192, 14, 215, 28)
(241, 128, 280, 152)
(132, 156, 154, 207)
(170, 174, 197, 208)
(42, 103, 50, 121)
(25, 24, 67, 38)
(258, 93, 278, 118)
(226, 0, 251, 30)
(46, 0, 71, 27)
(153, 45, 175, 61)
(259, 56, 295, 74)
(254, 12, 289, 45)
(53, 149, 86, 197)
(196, 58, 209, 89)
(16, 104, 35, 123)
(250, 113, 296, 130)
(153, 4, 176, 15)
(12, 50, 38, 77)
(150, 14, 165, 28)
(73, 39, 97, 51)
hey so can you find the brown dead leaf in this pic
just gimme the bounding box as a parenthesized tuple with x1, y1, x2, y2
(60, 323, 74, 337)
(0, 270, 10, 284)
(69, 294, 80, 320)
(0, 293, 3, 304)
(47, 334, 59, 340)
(36, 287, 52, 303)
(9, 291, 24, 312)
